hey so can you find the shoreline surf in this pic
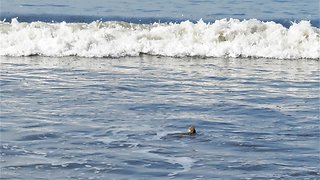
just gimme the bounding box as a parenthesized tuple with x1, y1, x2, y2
(1, 18, 319, 59)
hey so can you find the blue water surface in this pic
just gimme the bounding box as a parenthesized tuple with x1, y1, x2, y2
(0, 0, 320, 179)
(0, 56, 319, 179)
(1, 0, 319, 27)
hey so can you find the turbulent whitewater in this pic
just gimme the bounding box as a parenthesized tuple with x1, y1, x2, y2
(1, 18, 319, 59)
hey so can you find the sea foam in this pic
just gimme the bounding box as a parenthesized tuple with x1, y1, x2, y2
(1, 18, 319, 59)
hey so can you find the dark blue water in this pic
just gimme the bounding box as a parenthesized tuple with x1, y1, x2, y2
(1, 56, 319, 179)
(1, 0, 319, 27)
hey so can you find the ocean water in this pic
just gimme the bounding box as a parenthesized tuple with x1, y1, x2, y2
(1, 56, 319, 179)
(1, 0, 320, 59)
(1, 0, 320, 179)
(1, 0, 319, 24)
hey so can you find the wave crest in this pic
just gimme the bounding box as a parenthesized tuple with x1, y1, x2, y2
(1, 18, 319, 59)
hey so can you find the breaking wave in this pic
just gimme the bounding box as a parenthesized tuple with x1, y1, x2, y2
(1, 18, 319, 59)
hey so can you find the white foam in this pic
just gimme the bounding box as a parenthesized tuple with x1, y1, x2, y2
(1, 18, 319, 59)
(166, 156, 195, 177)
(135, 148, 196, 176)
